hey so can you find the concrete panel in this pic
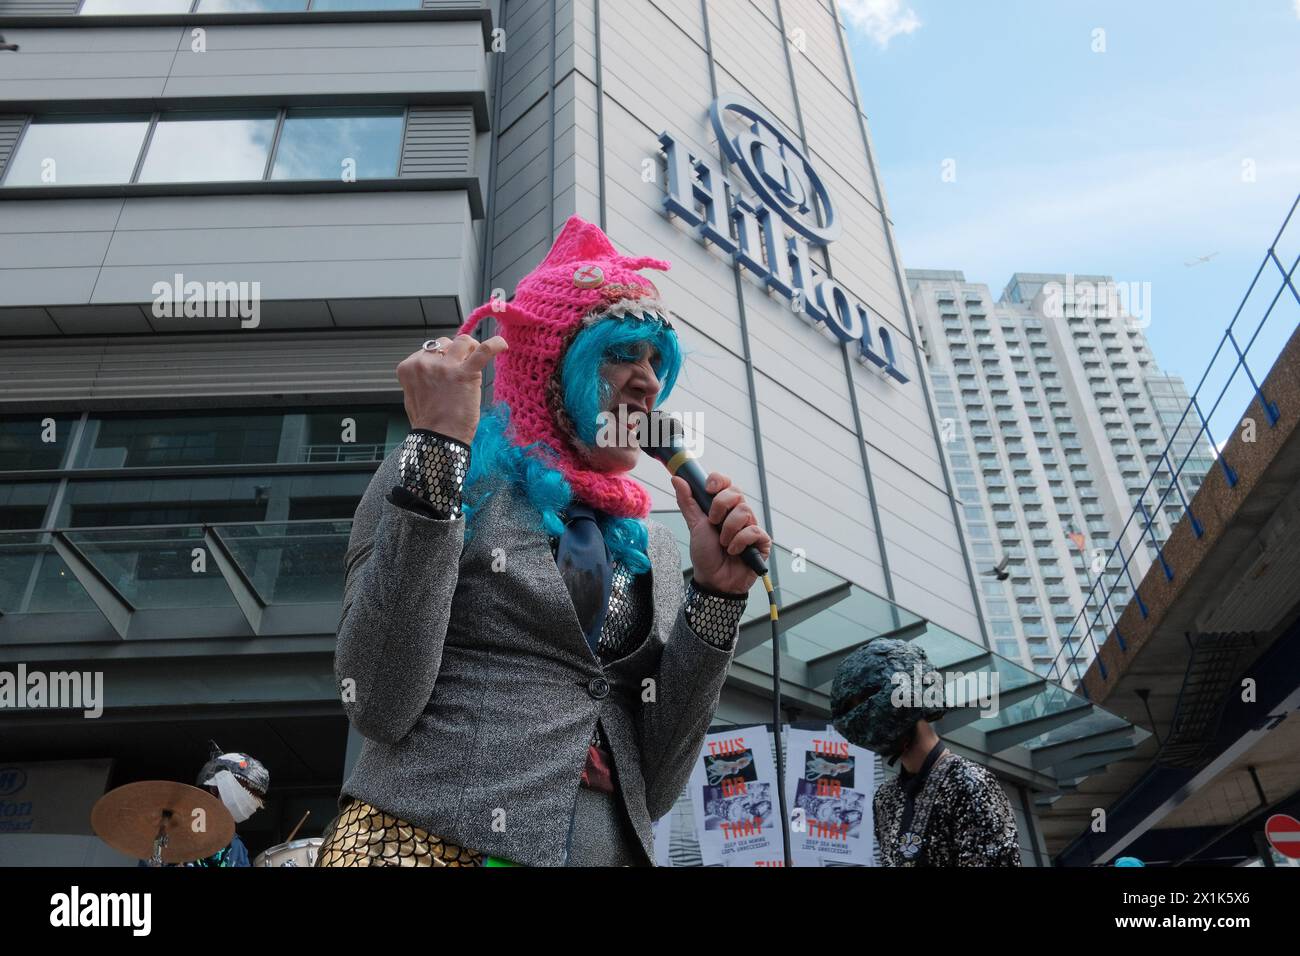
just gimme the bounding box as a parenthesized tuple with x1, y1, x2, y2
(101, 221, 469, 268)
(0, 229, 115, 269)
(497, 0, 552, 130)
(0, 197, 125, 233)
(92, 255, 468, 306)
(754, 368, 887, 591)
(0, 267, 103, 308)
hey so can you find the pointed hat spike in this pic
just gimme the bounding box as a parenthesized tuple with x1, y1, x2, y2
(460, 299, 528, 337)
(617, 255, 671, 272)
(539, 215, 619, 267)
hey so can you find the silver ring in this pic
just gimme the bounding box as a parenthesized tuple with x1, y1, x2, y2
(422, 338, 448, 354)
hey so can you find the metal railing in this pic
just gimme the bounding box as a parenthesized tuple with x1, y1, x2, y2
(300, 441, 397, 463)
(1046, 194, 1300, 693)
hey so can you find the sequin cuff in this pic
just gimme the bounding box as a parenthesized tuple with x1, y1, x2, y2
(683, 579, 747, 650)
(395, 430, 470, 519)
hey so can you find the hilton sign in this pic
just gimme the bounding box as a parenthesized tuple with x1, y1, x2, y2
(658, 94, 908, 384)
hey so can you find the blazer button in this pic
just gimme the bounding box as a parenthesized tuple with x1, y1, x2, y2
(588, 676, 610, 699)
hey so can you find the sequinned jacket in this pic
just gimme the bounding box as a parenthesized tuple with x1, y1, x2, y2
(873, 750, 1022, 867)
(333, 445, 742, 867)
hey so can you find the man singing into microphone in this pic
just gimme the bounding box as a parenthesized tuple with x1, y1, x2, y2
(317, 216, 771, 867)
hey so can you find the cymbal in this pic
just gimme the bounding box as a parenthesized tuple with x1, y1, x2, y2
(92, 781, 235, 864)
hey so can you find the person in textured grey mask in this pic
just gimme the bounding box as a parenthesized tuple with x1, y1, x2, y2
(830, 639, 1021, 866)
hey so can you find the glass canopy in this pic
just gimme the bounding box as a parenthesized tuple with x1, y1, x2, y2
(1, 512, 1147, 785)
(651, 510, 1149, 784)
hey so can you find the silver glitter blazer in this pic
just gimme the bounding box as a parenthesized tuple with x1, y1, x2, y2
(334, 444, 744, 867)
(873, 750, 1022, 867)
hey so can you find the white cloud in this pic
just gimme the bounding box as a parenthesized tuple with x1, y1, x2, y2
(1294, 0, 1300, 18)
(840, 0, 922, 49)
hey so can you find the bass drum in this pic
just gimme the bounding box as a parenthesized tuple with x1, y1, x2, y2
(253, 837, 323, 868)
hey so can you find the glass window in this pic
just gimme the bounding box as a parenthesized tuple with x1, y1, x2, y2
(0, 526, 98, 613)
(73, 407, 405, 469)
(2, 115, 151, 187)
(991, 620, 1015, 637)
(303, 410, 405, 462)
(1, 416, 78, 471)
(66, 494, 268, 528)
(138, 111, 279, 184)
(311, 0, 422, 8)
(80, 0, 194, 12)
(197, 0, 306, 9)
(56, 472, 372, 528)
(270, 107, 405, 181)
(995, 639, 1022, 660)
(77, 413, 283, 469)
(0, 481, 55, 530)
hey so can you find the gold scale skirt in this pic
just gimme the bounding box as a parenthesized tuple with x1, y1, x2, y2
(314, 799, 484, 867)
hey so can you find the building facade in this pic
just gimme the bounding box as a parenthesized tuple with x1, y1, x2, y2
(0, 0, 1147, 866)
(908, 269, 1216, 679)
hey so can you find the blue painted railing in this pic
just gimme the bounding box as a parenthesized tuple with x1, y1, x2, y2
(1047, 194, 1300, 694)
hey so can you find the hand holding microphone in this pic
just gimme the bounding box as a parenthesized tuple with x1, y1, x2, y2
(673, 472, 772, 594)
(641, 411, 772, 594)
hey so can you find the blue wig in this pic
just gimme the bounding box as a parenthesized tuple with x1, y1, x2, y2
(462, 313, 684, 574)
(560, 313, 682, 446)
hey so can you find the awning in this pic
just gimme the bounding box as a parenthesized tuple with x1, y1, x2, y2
(652, 509, 1150, 790)
(1, 509, 1148, 791)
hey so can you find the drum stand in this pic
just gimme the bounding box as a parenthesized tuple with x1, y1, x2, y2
(147, 810, 173, 868)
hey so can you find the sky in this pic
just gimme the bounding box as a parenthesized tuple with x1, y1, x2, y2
(840, 0, 1300, 440)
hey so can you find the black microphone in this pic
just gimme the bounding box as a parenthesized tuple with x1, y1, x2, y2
(640, 410, 768, 577)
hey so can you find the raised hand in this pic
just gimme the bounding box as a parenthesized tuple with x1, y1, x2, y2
(396, 334, 508, 445)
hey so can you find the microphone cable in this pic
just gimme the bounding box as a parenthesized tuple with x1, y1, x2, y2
(763, 571, 794, 868)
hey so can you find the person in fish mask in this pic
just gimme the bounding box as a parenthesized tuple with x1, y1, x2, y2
(134, 743, 269, 867)
(191, 746, 270, 867)
(830, 639, 1020, 866)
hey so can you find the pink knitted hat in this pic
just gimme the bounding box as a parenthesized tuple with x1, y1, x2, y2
(459, 215, 672, 519)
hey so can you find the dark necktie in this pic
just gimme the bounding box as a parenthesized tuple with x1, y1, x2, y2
(554, 503, 613, 657)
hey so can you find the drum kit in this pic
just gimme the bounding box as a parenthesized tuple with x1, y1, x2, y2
(252, 838, 321, 868)
(90, 780, 321, 867)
